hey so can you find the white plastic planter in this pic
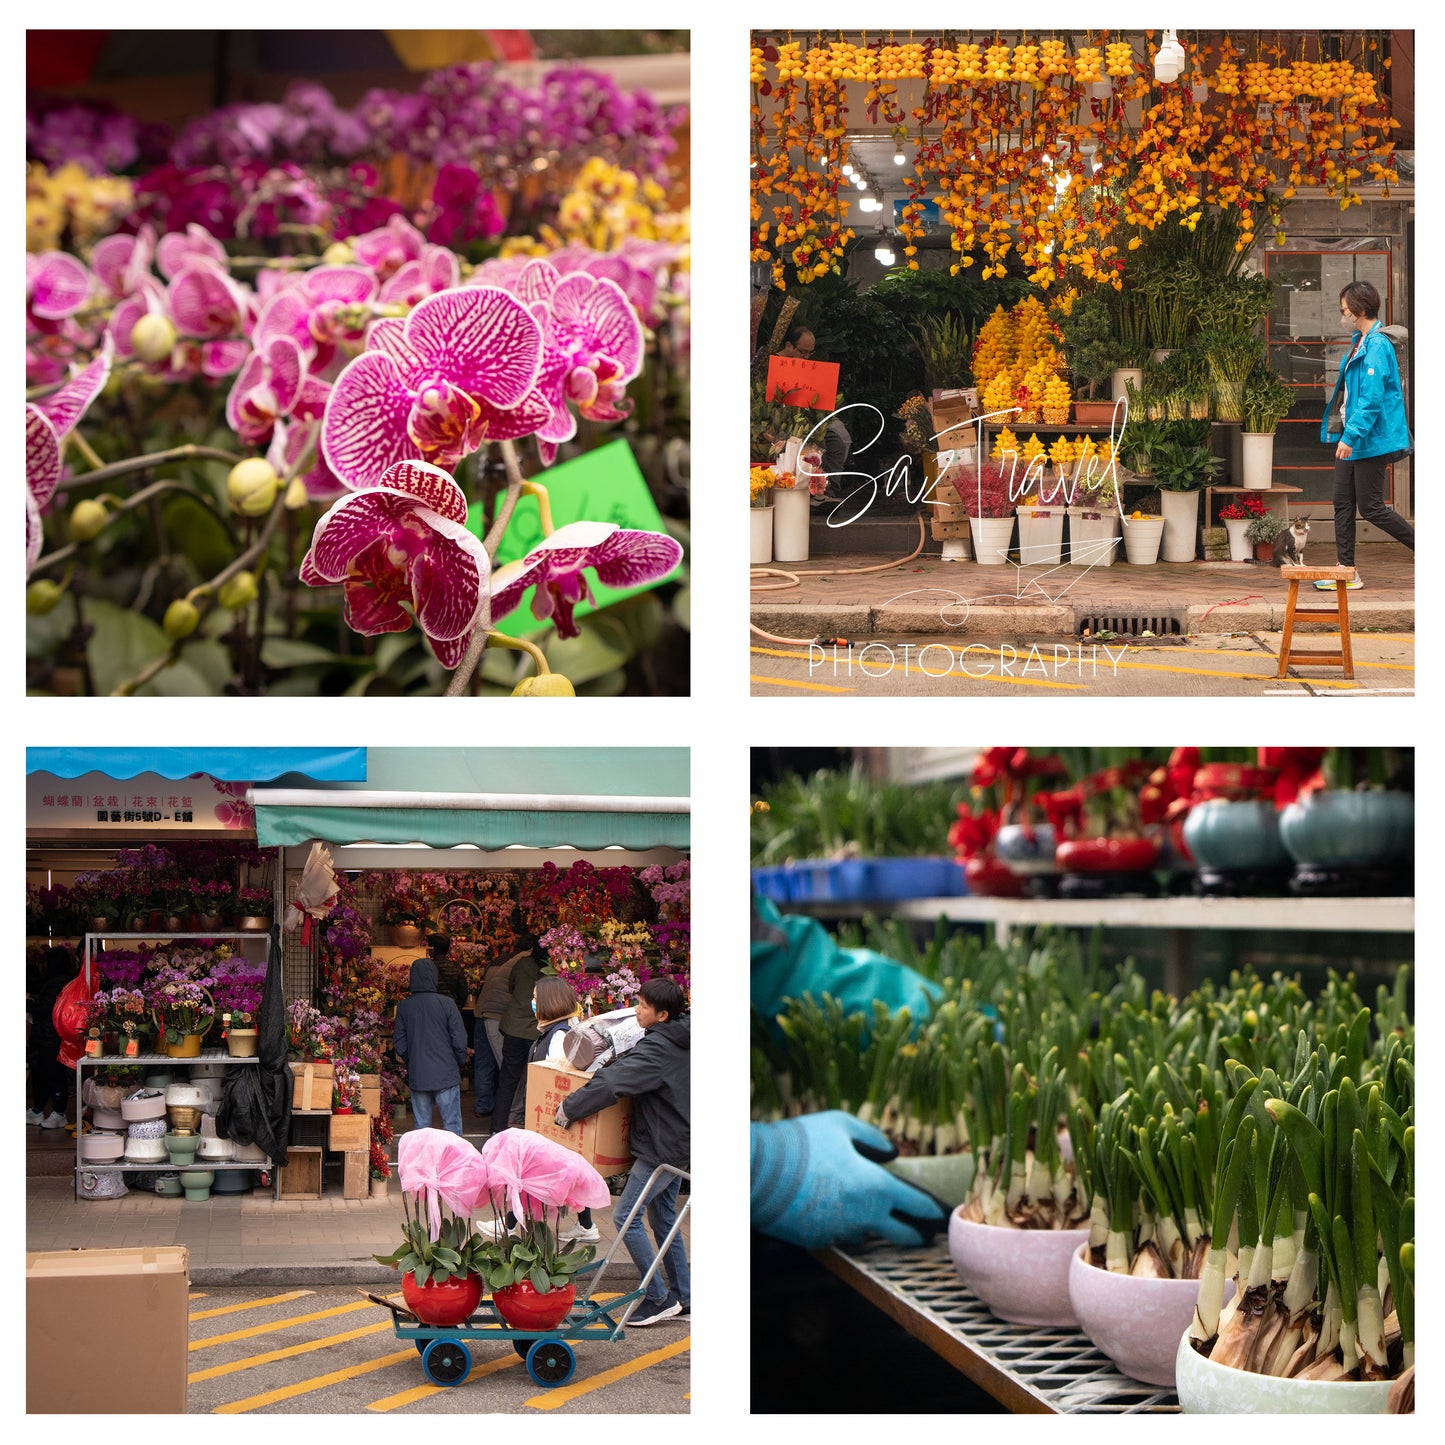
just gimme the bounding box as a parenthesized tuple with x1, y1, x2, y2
(949, 1211, 1089, 1326)
(1111, 367, 1144, 403)
(120, 1090, 166, 1121)
(1122, 515, 1165, 564)
(1015, 507, 1065, 566)
(749, 506, 773, 565)
(80, 1132, 125, 1161)
(1068, 509, 1121, 566)
(772, 487, 811, 563)
(1174, 1329, 1395, 1413)
(968, 515, 1016, 565)
(1223, 516, 1253, 561)
(1159, 490, 1200, 561)
(1242, 433, 1276, 490)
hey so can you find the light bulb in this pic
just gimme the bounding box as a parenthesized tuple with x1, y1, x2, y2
(893, 150, 906, 165)
(855, 177, 867, 190)
(875, 244, 896, 266)
(841, 162, 854, 177)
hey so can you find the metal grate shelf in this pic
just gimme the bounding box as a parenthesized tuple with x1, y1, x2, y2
(821, 1239, 1179, 1414)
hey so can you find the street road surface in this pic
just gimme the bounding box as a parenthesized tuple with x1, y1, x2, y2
(184, 1284, 689, 1414)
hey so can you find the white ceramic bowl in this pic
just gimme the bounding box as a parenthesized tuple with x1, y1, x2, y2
(125, 1136, 168, 1163)
(948, 1211, 1090, 1326)
(120, 1090, 166, 1121)
(81, 1132, 125, 1161)
(198, 1136, 234, 1161)
(1068, 1243, 1233, 1387)
(232, 1140, 268, 1163)
(164, 1082, 205, 1108)
(91, 1106, 126, 1131)
(126, 1117, 168, 1140)
(1174, 1328, 1395, 1413)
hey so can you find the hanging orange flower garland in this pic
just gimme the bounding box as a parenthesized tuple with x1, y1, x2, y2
(749, 33, 1399, 291)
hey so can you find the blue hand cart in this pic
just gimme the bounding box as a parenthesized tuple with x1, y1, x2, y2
(369, 1163, 690, 1389)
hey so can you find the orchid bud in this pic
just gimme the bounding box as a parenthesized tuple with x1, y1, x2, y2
(512, 674, 577, 697)
(69, 499, 109, 542)
(284, 477, 309, 510)
(163, 599, 200, 639)
(130, 313, 177, 363)
(27, 579, 64, 615)
(226, 458, 280, 516)
(322, 242, 355, 265)
(219, 571, 258, 610)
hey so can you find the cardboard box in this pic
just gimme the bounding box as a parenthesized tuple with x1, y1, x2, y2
(328, 1112, 371, 1152)
(931, 519, 973, 541)
(28, 1246, 190, 1413)
(930, 390, 976, 451)
(290, 1060, 334, 1111)
(357, 1073, 382, 1117)
(525, 1061, 633, 1172)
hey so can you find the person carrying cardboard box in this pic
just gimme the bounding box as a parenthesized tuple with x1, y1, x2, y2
(554, 978, 690, 1326)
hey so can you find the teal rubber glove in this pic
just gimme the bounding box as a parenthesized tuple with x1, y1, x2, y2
(751, 895, 941, 1029)
(751, 1111, 949, 1249)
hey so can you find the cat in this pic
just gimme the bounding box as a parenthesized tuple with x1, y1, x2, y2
(1271, 518, 1310, 566)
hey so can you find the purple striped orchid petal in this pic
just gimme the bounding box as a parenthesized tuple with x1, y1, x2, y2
(226, 335, 305, 444)
(299, 461, 488, 665)
(106, 283, 163, 361)
(200, 339, 252, 378)
(488, 521, 682, 640)
(28, 251, 92, 320)
(351, 214, 425, 279)
(26, 406, 62, 507)
(92, 225, 156, 299)
(27, 489, 44, 577)
(252, 288, 318, 358)
(468, 255, 532, 292)
(34, 336, 114, 438)
(550, 273, 645, 381)
(168, 264, 246, 340)
(378, 246, 461, 308)
(321, 350, 415, 489)
(515, 259, 561, 307)
(404, 287, 542, 408)
(156, 224, 227, 281)
(365, 316, 427, 380)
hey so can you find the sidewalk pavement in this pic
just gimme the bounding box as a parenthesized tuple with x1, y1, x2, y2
(27, 1124, 687, 1290)
(750, 539, 1414, 640)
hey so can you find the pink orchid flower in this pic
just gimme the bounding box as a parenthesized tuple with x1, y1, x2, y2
(27, 251, 93, 323)
(25, 338, 113, 574)
(252, 265, 380, 372)
(267, 378, 345, 502)
(166, 262, 250, 342)
(489, 520, 682, 640)
(377, 245, 461, 308)
(90, 225, 157, 300)
(349, 214, 426, 280)
(225, 335, 306, 445)
(298, 458, 489, 667)
(321, 285, 545, 488)
(155, 223, 229, 281)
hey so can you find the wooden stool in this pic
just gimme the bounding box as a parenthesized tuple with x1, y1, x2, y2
(1278, 566, 1357, 679)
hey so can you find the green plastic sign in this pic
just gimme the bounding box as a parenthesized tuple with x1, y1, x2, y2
(467, 440, 680, 637)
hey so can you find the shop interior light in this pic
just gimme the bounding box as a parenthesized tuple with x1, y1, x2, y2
(873, 228, 896, 266)
(855, 176, 868, 190)
(893, 148, 906, 164)
(841, 162, 854, 177)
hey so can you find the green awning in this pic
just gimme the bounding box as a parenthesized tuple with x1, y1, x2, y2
(252, 748, 689, 851)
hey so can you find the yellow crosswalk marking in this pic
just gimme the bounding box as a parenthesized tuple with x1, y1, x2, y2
(525, 1335, 690, 1411)
(212, 1347, 416, 1413)
(189, 1320, 394, 1381)
(748, 672, 854, 693)
(190, 1290, 313, 1322)
(191, 1300, 373, 1349)
(366, 1352, 521, 1411)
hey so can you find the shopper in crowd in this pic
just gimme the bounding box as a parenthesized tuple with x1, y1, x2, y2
(1318, 279, 1414, 592)
(491, 925, 543, 1134)
(471, 945, 520, 1126)
(392, 955, 469, 1135)
(555, 978, 691, 1325)
(749, 894, 949, 1250)
(26, 946, 76, 1129)
(424, 932, 468, 1010)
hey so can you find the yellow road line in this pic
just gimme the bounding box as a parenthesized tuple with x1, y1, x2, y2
(748, 672, 855, 693)
(191, 1300, 374, 1349)
(190, 1290, 313, 1321)
(189, 1320, 394, 1381)
(211, 1347, 416, 1414)
(525, 1335, 690, 1412)
(366, 1352, 521, 1411)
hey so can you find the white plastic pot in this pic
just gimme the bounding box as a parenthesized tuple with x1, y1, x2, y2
(1242, 433, 1276, 490)
(1159, 489, 1200, 561)
(198, 1136, 235, 1162)
(1068, 1243, 1233, 1387)
(81, 1132, 125, 1161)
(1111, 367, 1144, 403)
(125, 1136, 169, 1163)
(949, 1211, 1090, 1326)
(750, 506, 773, 566)
(1067, 509, 1121, 567)
(164, 1082, 205, 1108)
(968, 515, 1016, 565)
(1122, 515, 1165, 564)
(1015, 507, 1065, 566)
(1223, 516, 1253, 561)
(120, 1090, 167, 1122)
(232, 1140, 268, 1163)
(91, 1107, 126, 1132)
(772, 486, 811, 563)
(1174, 1328, 1395, 1413)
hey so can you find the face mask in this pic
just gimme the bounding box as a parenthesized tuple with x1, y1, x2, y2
(530, 999, 537, 1016)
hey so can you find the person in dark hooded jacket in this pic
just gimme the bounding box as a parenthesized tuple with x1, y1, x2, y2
(555, 977, 691, 1325)
(392, 957, 469, 1135)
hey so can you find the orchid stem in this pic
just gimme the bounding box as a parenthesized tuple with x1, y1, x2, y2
(522, 480, 556, 538)
(483, 631, 551, 676)
(31, 480, 234, 574)
(67, 431, 106, 472)
(57, 443, 245, 490)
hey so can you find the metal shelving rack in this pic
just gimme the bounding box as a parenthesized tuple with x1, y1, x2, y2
(820, 1239, 1178, 1413)
(75, 932, 276, 1200)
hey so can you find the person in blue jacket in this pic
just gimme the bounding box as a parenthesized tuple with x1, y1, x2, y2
(392, 957, 470, 1135)
(750, 894, 950, 1250)
(1318, 280, 1414, 591)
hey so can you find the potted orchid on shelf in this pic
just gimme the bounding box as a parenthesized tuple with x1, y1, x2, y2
(235, 886, 273, 931)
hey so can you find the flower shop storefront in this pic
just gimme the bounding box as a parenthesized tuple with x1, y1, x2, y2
(748, 31, 1412, 575)
(27, 746, 688, 1209)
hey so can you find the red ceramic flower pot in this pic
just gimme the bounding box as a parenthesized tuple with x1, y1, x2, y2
(1055, 837, 1160, 874)
(492, 1279, 575, 1331)
(963, 855, 1027, 898)
(401, 1270, 484, 1326)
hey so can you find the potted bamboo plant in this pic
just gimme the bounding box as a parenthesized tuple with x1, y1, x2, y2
(1109, 287, 1152, 402)
(1201, 330, 1265, 424)
(1241, 365, 1296, 489)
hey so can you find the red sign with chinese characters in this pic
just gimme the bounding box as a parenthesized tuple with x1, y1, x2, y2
(765, 355, 840, 411)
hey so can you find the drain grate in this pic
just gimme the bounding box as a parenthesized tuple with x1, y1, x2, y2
(1075, 608, 1184, 638)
